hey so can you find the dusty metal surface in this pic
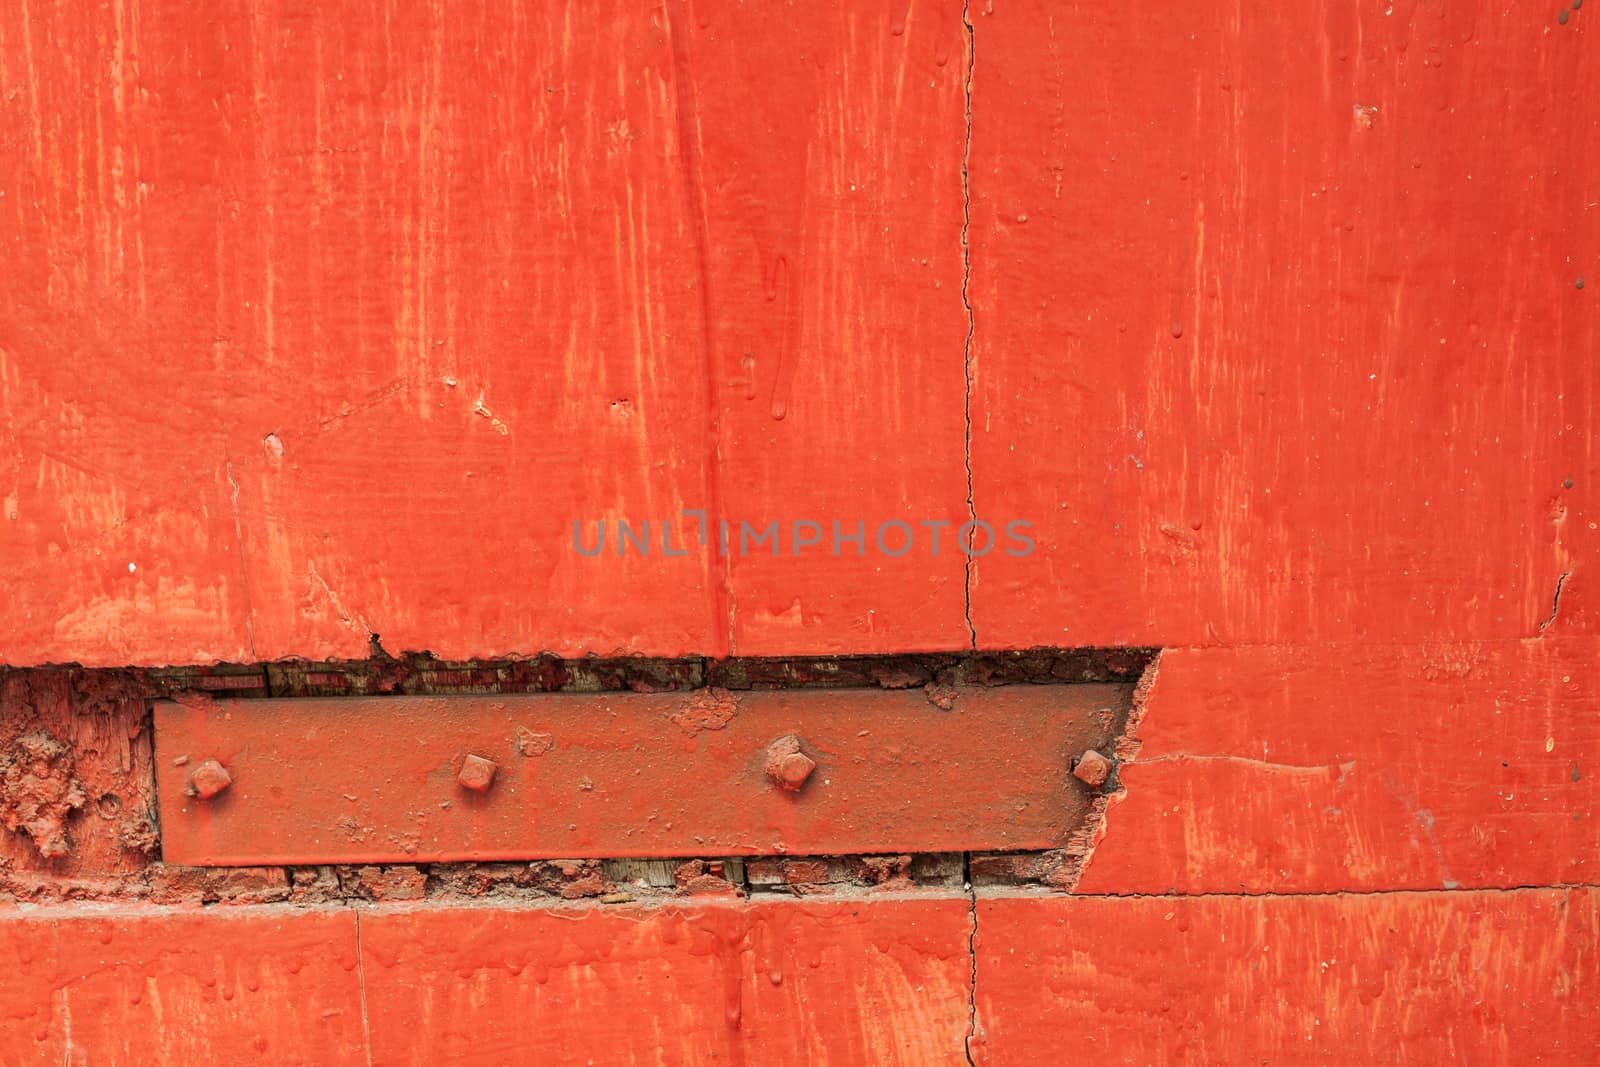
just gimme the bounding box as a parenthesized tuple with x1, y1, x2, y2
(154, 683, 1133, 865)
(0, 648, 1153, 902)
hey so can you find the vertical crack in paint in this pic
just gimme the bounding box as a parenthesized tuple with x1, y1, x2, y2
(960, 0, 978, 652)
(666, 0, 734, 657)
(963, 853, 980, 1065)
(354, 908, 374, 1067)
(1537, 571, 1571, 633)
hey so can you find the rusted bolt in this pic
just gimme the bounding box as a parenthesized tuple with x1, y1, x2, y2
(189, 759, 232, 800)
(765, 735, 816, 793)
(457, 753, 499, 794)
(1072, 749, 1112, 788)
(777, 753, 815, 789)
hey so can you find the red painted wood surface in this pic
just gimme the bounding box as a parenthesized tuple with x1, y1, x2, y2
(6, 0, 1592, 662)
(0, 8, 1591, 662)
(1, 0, 1596, 1060)
(358, 896, 972, 1065)
(973, 888, 1600, 1065)
(0, 898, 973, 1065)
(0, 907, 367, 1063)
(0, 0, 725, 666)
(6, 891, 1595, 1065)
(0, 0, 974, 667)
(1078, 639, 1600, 894)
(154, 685, 1127, 865)
(968, 0, 1598, 648)
(0, 671, 155, 900)
(685, 1, 972, 656)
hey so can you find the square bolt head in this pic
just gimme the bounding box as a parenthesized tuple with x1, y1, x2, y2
(1072, 749, 1112, 788)
(776, 752, 816, 789)
(190, 759, 233, 800)
(765, 734, 817, 792)
(457, 753, 499, 793)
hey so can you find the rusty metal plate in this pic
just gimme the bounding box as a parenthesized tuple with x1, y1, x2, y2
(154, 685, 1131, 865)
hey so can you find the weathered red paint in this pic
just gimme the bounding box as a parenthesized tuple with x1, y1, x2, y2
(6, 891, 1594, 1064)
(0, 0, 1595, 1059)
(1078, 640, 1600, 894)
(187, 758, 233, 801)
(765, 733, 819, 792)
(0, 671, 157, 901)
(973, 889, 1600, 1064)
(968, 0, 1597, 648)
(358, 896, 973, 1064)
(1070, 748, 1111, 788)
(154, 684, 1130, 865)
(453, 753, 499, 795)
(0, 11, 1588, 646)
(685, 0, 972, 657)
(0, 898, 975, 1065)
(0, 907, 367, 1063)
(0, 0, 973, 667)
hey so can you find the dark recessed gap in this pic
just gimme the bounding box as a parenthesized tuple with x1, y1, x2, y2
(2, 647, 1155, 704)
(26, 646, 1158, 702)
(0, 650, 1161, 905)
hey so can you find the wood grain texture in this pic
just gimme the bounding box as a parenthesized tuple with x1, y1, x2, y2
(0, 671, 156, 900)
(5, 891, 1593, 1064)
(10, 0, 1594, 666)
(972, 888, 1600, 1066)
(967, 0, 1599, 649)
(359, 896, 972, 1065)
(0, 897, 979, 1066)
(0, 907, 366, 1064)
(683, 0, 971, 656)
(1079, 640, 1600, 894)
(217, 1, 723, 664)
(0, 0, 974, 667)
(0, 0, 724, 666)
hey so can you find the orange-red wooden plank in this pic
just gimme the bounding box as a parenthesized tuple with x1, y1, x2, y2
(7, 891, 1593, 1064)
(154, 685, 1126, 865)
(967, 0, 1599, 649)
(0, 0, 720, 666)
(0, 0, 978, 668)
(972, 888, 1600, 1066)
(0, 898, 972, 1065)
(680, 1, 972, 655)
(0, 907, 366, 1064)
(358, 896, 972, 1065)
(1077, 640, 1600, 895)
(222, 0, 727, 663)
